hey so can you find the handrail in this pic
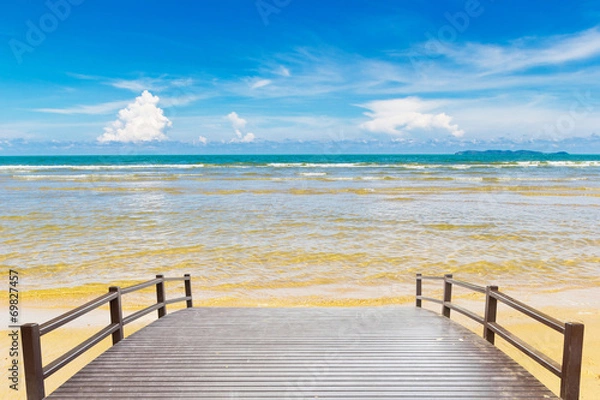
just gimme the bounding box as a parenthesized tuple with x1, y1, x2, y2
(487, 322, 562, 377)
(43, 324, 121, 379)
(416, 296, 443, 305)
(39, 292, 117, 335)
(416, 273, 584, 400)
(120, 278, 162, 294)
(165, 295, 192, 305)
(21, 274, 193, 400)
(490, 290, 565, 333)
(446, 278, 486, 294)
(445, 302, 484, 325)
(122, 302, 164, 325)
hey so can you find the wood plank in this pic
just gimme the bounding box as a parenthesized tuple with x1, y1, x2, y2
(47, 307, 559, 399)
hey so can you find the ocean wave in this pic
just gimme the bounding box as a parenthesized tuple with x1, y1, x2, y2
(267, 163, 368, 168)
(299, 172, 327, 176)
(0, 164, 206, 171)
(2, 160, 599, 172)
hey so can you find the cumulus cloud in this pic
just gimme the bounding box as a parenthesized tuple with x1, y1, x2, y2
(97, 90, 172, 143)
(359, 97, 464, 138)
(227, 112, 255, 143)
(197, 136, 208, 145)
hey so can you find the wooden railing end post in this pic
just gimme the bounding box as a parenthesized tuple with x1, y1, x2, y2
(21, 323, 45, 400)
(184, 274, 193, 308)
(560, 322, 584, 400)
(416, 274, 422, 308)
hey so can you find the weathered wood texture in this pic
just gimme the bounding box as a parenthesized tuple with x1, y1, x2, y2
(47, 307, 558, 399)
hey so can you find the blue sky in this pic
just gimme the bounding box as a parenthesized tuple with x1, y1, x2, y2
(1, 0, 600, 154)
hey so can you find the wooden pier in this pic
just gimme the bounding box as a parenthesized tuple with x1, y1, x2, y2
(21, 274, 584, 399)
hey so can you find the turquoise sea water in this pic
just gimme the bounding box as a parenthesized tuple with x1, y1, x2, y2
(1, 154, 599, 305)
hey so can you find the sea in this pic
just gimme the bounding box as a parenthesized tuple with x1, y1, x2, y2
(1, 154, 599, 307)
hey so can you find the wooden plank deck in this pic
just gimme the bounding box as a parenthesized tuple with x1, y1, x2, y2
(47, 306, 558, 399)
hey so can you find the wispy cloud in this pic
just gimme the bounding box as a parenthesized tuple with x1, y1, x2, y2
(33, 100, 129, 115)
(425, 27, 600, 75)
(250, 79, 272, 89)
(107, 76, 196, 92)
(159, 94, 203, 107)
(65, 72, 102, 81)
(275, 66, 291, 77)
(68, 72, 197, 93)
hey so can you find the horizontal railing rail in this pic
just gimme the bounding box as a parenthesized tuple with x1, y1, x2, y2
(416, 273, 584, 400)
(21, 274, 192, 400)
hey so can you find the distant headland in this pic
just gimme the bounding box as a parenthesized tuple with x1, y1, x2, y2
(455, 150, 569, 156)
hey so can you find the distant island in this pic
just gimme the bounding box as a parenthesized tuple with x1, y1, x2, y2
(455, 150, 569, 156)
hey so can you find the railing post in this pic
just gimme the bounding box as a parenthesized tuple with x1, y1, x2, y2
(415, 273, 422, 307)
(109, 286, 124, 344)
(184, 274, 193, 308)
(156, 274, 166, 318)
(560, 322, 584, 400)
(442, 274, 453, 318)
(21, 323, 45, 400)
(483, 285, 499, 344)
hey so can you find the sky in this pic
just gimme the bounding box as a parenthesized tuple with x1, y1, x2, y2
(1, 0, 600, 154)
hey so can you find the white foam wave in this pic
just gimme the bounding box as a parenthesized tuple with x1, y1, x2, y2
(454, 177, 484, 182)
(267, 163, 366, 168)
(0, 164, 205, 171)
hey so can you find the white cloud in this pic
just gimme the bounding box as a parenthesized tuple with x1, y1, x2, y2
(110, 79, 153, 92)
(276, 66, 291, 77)
(159, 94, 202, 107)
(227, 112, 247, 130)
(33, 100, 129, 115)
(106, 76, 195, 92)
(430, 27, 600, 75)
(250, 79, 272, 89)
(197, 136, 208, 145)
(97, 90, 172, 143)
(239, 132, 255, 143)
(227, 112, 255, 142)
(359, 97, 464, 138)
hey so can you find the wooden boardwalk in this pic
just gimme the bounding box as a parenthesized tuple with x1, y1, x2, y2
(47, 306, 558, 399)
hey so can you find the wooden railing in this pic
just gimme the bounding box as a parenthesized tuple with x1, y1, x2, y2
(416, 273, 584, 400)
(21, 274, 192, 400)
